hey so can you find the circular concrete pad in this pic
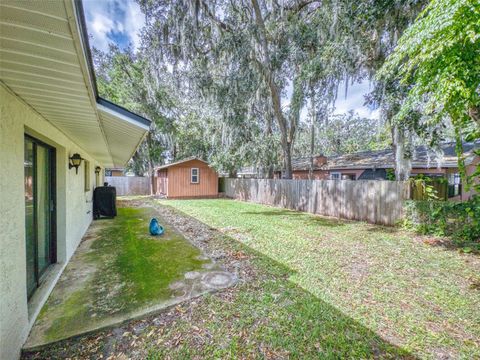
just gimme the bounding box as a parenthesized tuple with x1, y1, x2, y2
(202, 263, 216, 270)
(184, 271, 202, 280)
(201, 271, 236, 289)
(169, 281, 186, 290)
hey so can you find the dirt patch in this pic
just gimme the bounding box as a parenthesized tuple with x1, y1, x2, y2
(145, 200, 258, 282)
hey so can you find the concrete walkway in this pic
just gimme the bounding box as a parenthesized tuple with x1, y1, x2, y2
(24, 206, 235, 350)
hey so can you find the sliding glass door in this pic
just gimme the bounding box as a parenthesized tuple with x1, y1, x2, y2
(24, 136, 56, 299)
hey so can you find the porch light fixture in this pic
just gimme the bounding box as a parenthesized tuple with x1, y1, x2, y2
(95, 166, 101, 175)
(69, 153, 83, 174)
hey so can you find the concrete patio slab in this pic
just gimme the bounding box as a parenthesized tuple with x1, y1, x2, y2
(24, 206, 235, 350)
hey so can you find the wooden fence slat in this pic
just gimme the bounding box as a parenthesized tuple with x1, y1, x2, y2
(105, 176, 150, 196)
(224, 178, 408, 226)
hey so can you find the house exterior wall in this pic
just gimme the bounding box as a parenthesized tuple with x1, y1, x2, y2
(0, 85, 101, 360)
(164, 160, 218, 198)
(410, 168, 447, 175)
(292, 170, 329, 180)
(461, 158, 479, 201)
(292, 169, 365, 180)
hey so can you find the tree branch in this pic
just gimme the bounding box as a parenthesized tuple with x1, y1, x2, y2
(284, 0, 321, 14)
(199, 0, 233, 32)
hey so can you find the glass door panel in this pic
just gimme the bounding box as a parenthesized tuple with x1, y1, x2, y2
(24, 136, 56, 299)
(36, 145, 52, 275)
(24, 138, 36, 298)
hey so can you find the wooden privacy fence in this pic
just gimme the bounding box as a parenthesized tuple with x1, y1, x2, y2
(224, 178, 410, 225)
(105, 176, 150, 196)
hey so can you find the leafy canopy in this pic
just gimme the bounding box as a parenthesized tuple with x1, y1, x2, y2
(379, 0, 480, 136)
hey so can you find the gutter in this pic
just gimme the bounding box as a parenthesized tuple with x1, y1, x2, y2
(71, 0, 152, 155)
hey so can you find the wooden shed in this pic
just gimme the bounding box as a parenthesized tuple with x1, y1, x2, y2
(155, 157, 219, 198)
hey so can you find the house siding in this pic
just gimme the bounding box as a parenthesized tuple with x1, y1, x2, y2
(156, 169, 168, 196)
(292, 169, 365, 180)
(158, 160, 218, 198)
(0, 85, 101, 360)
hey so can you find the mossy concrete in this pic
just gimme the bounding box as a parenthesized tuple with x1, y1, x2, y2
(24, 207, 235, 350)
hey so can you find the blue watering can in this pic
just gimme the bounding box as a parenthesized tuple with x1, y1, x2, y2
(149, 218, 164, 236)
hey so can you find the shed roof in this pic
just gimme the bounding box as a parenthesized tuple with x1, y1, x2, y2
(0, 0, 150, 167)
(156, 157, 210, 170)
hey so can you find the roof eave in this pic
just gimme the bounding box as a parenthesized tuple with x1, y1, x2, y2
(155, 157, 210, 170)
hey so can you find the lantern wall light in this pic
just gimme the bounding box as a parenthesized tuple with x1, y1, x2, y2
(95, 166, 101, 175)
(69, 153, 83, 174)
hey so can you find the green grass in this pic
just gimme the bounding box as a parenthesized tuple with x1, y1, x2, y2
(152, 199, 480, 359)
(41, 207, 208, 342)
(88, 207, 207, 305)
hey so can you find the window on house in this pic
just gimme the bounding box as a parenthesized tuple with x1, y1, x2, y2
(84, 160, 90, 192)
(191, 168, 199, 183)
(330, 172, 341, 180)
(447, 173, 461, 198)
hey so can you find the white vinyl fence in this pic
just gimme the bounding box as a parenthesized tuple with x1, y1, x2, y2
(105, 176, 151, 196)
(225, 178, 410, 225)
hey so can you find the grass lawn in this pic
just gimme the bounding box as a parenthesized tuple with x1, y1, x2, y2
(154, 199, 480, 359)
(26, 207, 213, 347)
(24, 198, 479, 359)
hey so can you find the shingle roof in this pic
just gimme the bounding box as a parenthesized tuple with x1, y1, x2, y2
(155, 157, 209, 170)
(293, 141, 479, 171)
(291, 157, 323, 171)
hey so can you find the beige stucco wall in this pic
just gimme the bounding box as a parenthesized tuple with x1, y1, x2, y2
(0, 85, 102, 359)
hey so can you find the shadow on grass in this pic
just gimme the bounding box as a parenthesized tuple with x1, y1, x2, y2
(22, 203, 417, 359)
(306, 216, 345, 227)
(242, 209, 345, 228)
(242, 209, 304, 216)
(365, 224, 399, 234)
(154, 205, 416, 358)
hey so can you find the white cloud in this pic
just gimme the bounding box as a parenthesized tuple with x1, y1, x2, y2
(332, 79, 379, 119)
(294, 79, 379, 123)
(83, 0, 144, 52)
(125, 0, 143, 50)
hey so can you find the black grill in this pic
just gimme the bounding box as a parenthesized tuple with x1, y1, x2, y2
(93, 186, 117, 219)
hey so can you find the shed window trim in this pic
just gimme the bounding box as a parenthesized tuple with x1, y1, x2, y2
(191, 168, 199, 183)
(330, 172, 341, 180)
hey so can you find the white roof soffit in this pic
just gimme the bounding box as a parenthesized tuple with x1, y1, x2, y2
(0, 0, 150, 167)
(97, 98, 150, 166)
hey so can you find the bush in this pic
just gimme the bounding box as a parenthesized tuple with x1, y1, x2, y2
(403, 196, 480, 252)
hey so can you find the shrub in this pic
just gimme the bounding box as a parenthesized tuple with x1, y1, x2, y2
(403, 196, 480, 252)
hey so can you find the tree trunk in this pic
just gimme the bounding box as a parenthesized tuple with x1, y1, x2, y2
(283, 140, 293, 179)
(469, 106, 480, 127)
(393, 125, 411, 181)
(251, 0, 294, 179)
(265, 111, 275, 179)
(146, 132, 155, 195)
(309, 85, 316, 180)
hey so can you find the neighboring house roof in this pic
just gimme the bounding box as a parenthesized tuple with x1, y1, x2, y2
(156, 157, 210, 170)
(237, 166, 262, 176)
(0, 0, 150, 167)
(291, 157, 323, 171)
(292, 141, 480, 171)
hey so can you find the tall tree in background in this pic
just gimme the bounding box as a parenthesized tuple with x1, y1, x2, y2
(378, 0, 480, 186)
(139, 0, 306, 178)
(93, 45, 175, 192)
(93, 0, 430, 180)
(138, 0, 426, 177)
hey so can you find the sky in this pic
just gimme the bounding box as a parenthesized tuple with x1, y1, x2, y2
(82, 0, 378, 120)
(83, 0, 144, 52)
